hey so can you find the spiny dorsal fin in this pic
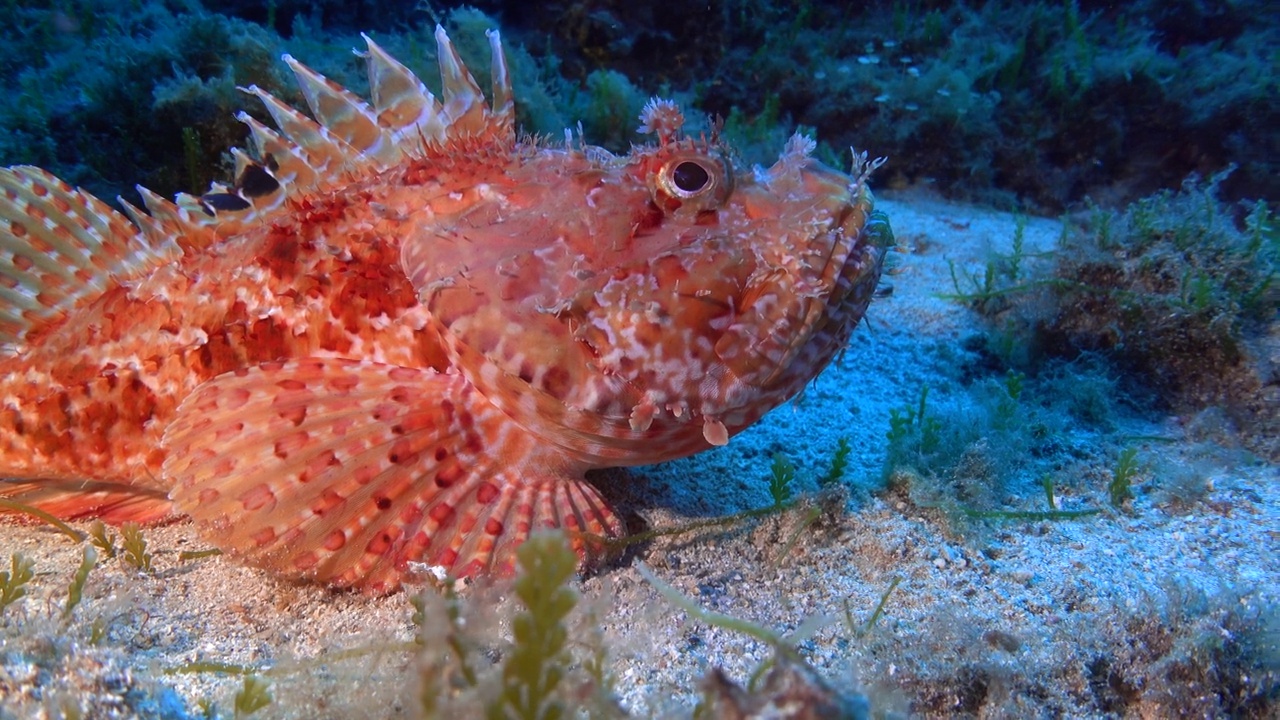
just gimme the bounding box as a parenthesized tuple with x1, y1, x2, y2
(283, 53, 400, 166)
(0, 27, 515, 351)
(357, 29, 513, 148)
(240, 83, 361, 182)
(235, 114, 321, 195)
(0, 166, 180, 351)
(184, 26, 514, 232)
(359, 33, 450, 146)
(435, 25, 489, 134)
(486, 29, 515, 133)
(137, 185, 218, 252)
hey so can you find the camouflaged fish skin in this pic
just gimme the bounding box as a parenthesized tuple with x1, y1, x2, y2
(0, 28, 891, 592)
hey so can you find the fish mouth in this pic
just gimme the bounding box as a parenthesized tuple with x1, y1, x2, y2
(801, 160, 866, 231)
(760, 155, 887, 380)
(788, 158, 876, 297)
(701, 153, 884, 416)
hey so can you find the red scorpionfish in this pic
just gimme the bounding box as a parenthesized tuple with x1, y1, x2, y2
(0, 27, 894, 592)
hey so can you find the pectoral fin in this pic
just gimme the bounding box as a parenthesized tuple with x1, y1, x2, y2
(162, 357, 621, 593)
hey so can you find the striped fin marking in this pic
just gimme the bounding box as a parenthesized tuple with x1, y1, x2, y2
(182, 25, 515, 233)
(0, 166, 179, 350)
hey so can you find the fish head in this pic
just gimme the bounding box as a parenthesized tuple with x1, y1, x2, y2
(401, 99, 892, 461)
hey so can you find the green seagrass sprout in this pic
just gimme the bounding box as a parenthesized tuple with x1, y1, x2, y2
(487, 532, 579, 720)
(63, 545, 98, 619)
(89, 520, 117, 559)
(768, 452, 796, 506)
(1109, 447, 1141, 509)
(819, 437, 852, 488)
(234, 675, 273, 717)
(0, 553, 35, 613)
(121, 522, 152, 572)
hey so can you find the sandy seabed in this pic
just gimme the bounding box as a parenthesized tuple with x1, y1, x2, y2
(1, 191, 1276, 719)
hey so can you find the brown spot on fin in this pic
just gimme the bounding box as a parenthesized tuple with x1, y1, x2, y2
(235, 162, 280, 198)
(0, 478, 173, 525)
(161, 357, 621, 593)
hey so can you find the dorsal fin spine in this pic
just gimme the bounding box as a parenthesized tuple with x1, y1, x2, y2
(118, 197, 181, 261)
(360, 33, 447, 149)
(487, 29, 514, 131)
(137, 185, 219, 253)
(235, 111, 321, 193)
(434, 25, 487, 131)
(282, 54, 400, 167)
(243, 84, 357, 180)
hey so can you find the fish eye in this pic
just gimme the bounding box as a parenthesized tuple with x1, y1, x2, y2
(672, 161, 710, 194)
(652, 152, 732, 213)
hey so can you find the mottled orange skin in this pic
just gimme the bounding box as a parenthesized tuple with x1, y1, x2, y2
(1, 178, 447, 506)
(0, 36, 889, 588)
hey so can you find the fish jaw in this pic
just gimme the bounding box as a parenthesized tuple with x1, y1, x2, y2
(708, 155, 888, 405)
(402, 134, 892, 465)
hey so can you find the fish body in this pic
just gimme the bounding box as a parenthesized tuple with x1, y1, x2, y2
(0, 28, 892, 591)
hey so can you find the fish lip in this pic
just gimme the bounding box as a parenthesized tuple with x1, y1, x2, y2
(795, 162, 885, 343)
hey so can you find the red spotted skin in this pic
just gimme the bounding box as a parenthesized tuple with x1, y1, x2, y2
(1, 181, 447, 492)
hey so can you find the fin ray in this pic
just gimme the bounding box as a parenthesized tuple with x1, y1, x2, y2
(0, 166, 181, 350)
(0, 479, 173, 525)
(163, 358, 621, 592)
(283, 54, 400, 166)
